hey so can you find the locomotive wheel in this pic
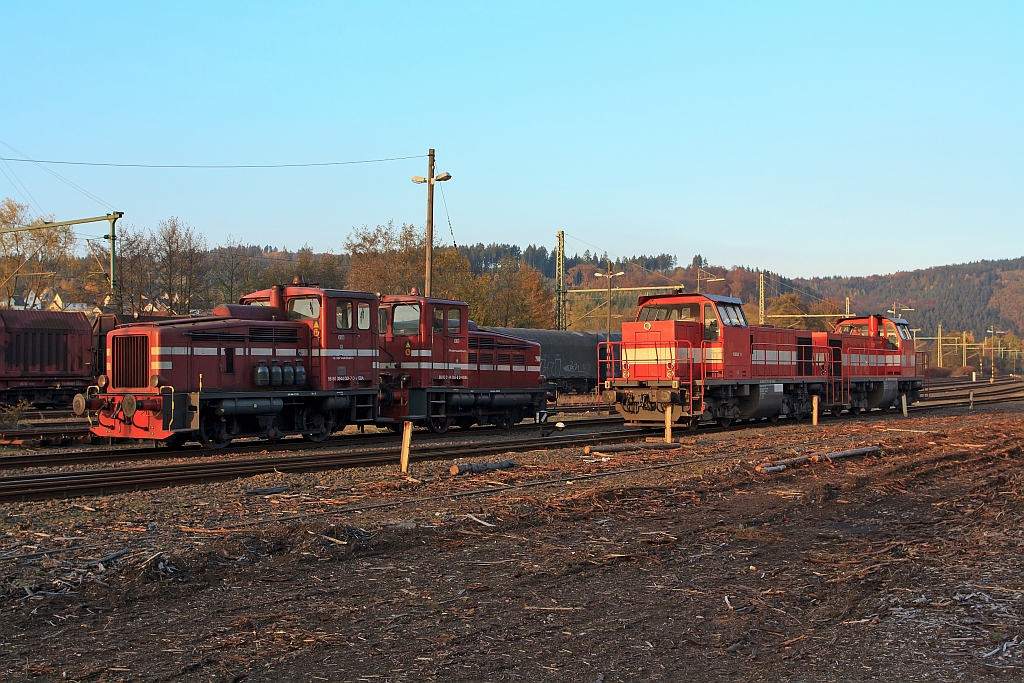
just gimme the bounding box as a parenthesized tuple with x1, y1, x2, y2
(769, 413, 780, 423)
(300, 408, 334, 442)
(495, 413, 514, 430)
(717, 418, 733, 428)
(199, 414, 231, 449)
(428, 416, 452, 434)
(851, 407, 863, 416)
(453, 417, 475, 430)
(686, 419, 699, 431)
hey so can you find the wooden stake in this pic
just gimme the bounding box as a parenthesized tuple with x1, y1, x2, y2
(812, 395, 819, 426)
(400, 421, 413, 473)
(969, 390, 974, 411)
(901, 393, 908, 417)
(664, 406, 673, 444)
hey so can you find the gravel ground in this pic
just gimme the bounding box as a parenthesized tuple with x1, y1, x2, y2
(1, 404, 1022, 681)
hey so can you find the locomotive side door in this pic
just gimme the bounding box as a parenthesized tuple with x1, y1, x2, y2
(429, 304, 449, 386)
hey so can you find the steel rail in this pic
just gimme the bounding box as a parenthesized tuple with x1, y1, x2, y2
(0, 416, 627, 470)
(0, 428, 646, 502)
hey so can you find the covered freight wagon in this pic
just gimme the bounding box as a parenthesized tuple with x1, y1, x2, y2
(0, 310, 94, 406)
(482, 327, 619, 394)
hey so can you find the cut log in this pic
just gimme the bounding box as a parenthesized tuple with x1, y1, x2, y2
(450, 459, 515, 476)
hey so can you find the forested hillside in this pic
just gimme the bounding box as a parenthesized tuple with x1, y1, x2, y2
(800, 257, 1024, 337)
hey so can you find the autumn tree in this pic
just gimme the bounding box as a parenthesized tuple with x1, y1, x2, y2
(345, 221, 424, 295)
(154, 217, 209, 314)
(476, 256, 554, 328)
(0, 197, 74, 305)
(111, 224, 159, 315)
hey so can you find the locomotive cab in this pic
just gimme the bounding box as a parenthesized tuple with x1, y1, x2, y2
(85, 283, 380, 448)
(622, 294, 749, 383)
(377, 291, 546, 433)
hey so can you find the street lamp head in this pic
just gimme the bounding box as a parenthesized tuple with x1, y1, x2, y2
(612, 271, 625, 277)
(411, 176, 427, 184)
(435, 172, 452, 182)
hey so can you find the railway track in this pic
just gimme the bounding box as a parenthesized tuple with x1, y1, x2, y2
(0, 415, 626, 470)
(0, 428, 646, 502)
(0, 381, 1021, 503)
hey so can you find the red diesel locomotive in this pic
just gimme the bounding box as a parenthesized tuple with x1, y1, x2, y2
(80, 282, 546, 447)
(601, 293, 925, 428)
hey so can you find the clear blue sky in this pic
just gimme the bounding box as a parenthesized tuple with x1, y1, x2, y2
(2, 1, 1021, 278)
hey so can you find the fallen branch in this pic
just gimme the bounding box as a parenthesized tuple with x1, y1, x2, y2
(450, 459, 515, 476)
(756, 446, 880, 474)
(82, 548, 132, 569)
(584, 442, 680, 455)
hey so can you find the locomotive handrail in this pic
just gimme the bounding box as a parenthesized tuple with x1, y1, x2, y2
(750, 342, 835, 379)
(844, 345, 914, 377)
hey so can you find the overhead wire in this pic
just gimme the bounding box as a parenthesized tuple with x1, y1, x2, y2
(0, 140, 116, 211)
(564, 232, 686, 287)
(0, 153, 428, 169)
(0, 157, 45, 215)
(438, 182, 457, 248)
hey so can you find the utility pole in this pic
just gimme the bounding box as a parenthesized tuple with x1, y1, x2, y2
(937, 323, 942, 368)
(425, 149, 435, 297)
(411, 149, 451, 298)
(758, 272, 765, 324)
(845, 296, 850, 317)
(963, 332, 967, 368)
(555, 231, 566, 330)
(0, 212, 122, 293)
(594, 260, 624, 342)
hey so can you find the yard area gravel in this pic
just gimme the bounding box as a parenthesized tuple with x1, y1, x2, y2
(2, 405, 1022, 681)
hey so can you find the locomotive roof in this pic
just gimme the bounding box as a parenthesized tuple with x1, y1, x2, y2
(836, 315, 910, 326)
(380, 295, 467, 306)
(637, 293, 744, 306)
(0, 309, 92, 332)
(242, 286, 378, 300)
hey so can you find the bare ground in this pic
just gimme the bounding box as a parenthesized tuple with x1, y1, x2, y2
(2, 405, 1023, 682)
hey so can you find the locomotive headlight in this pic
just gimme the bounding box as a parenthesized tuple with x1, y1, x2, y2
(122, 394, 137, 418)
(97, 374, 109, 389)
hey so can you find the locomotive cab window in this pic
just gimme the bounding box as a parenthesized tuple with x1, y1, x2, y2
(447, 308, 461, 333)
(637, 303, 700, 322)
(703, 303, 720, 342)
(378, 308, 389, 335)
(840, 323, 869, 336)
(287, 297, 321, 321)
(433, 307, 445, 333)
(357, 302, 371, 330)
(884, 321, 899, 350)
(718, 304, 746, 327)
(898, 324, 912, 341)
(336, 301, 353, 330)
(392, 304, 421, 336)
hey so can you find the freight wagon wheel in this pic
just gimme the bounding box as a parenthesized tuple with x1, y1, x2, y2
(428, 416, 452, 434)
(300, 408, 334, 443)
(717, 418, 733, 428)
(199, 414, 231, 449)
(453, 417, 475, 430)
(494, 413, 514, 430)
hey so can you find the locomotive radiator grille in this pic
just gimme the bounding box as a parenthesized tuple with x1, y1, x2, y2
(111, 335, 149, 388)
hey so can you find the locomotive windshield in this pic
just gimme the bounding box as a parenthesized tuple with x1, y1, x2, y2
(717, 304, 747, 327)
(392, 304, 421, 335)
(637, 303, 700, 322)
(287, 297, 321, 321)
